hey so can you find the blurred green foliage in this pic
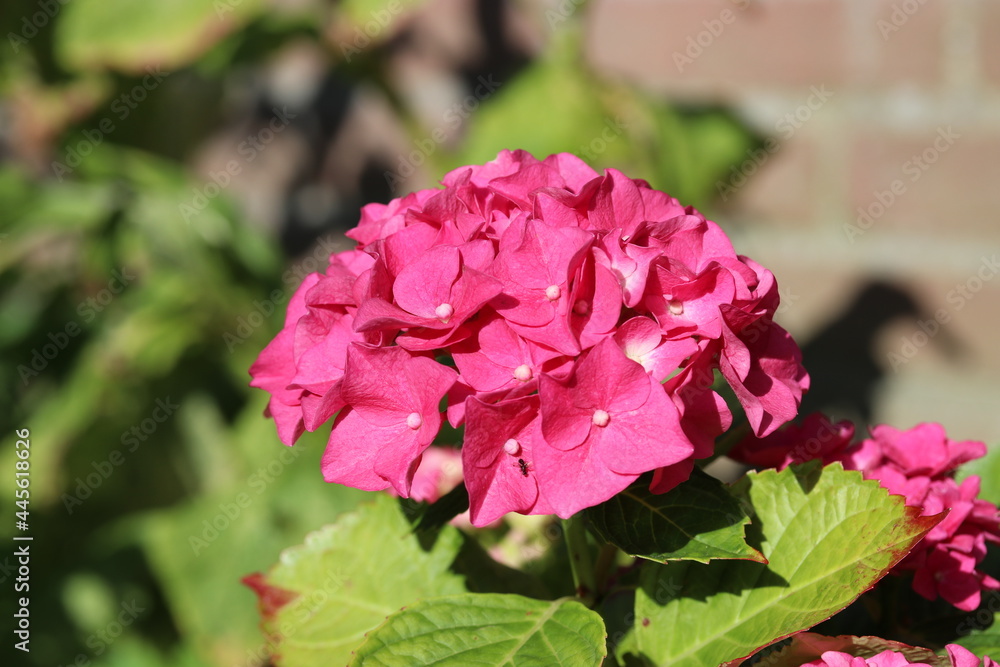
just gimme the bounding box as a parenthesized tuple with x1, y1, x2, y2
(0, 1, 756, 665)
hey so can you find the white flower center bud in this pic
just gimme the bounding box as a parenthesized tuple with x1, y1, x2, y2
(503, 438, 521, 456)
(592, 409, 610, 427)
(513, 364, 533, 382)
(545, 284, 561, 301)
(406, 412, 423, 430)
(668, 299, 684, 315)
(435, 303, 454, 321)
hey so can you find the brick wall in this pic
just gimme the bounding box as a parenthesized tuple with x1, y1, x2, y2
(584, 0, 1000, 443)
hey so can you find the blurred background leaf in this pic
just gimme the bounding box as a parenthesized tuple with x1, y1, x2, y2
(56, 0, 266, 74)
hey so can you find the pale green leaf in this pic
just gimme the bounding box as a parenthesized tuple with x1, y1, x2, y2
(250, 493, 467, 666)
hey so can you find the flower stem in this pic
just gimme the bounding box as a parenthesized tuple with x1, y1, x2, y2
(562, 515, 596, 605)
(593, 543, 619, 592)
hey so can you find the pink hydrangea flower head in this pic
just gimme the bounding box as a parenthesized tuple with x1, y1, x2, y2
(250, 150, 809, 522)
(911, 543, 989, 610)
(731, 417, 1000, 612)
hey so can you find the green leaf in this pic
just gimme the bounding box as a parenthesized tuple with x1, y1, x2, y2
(337, 0, 427, 29)
(618, 462, 942, 667)
(761, 632, 949, 667)
(643, 106, 757, 211)
(954, 612, 1000, 659)
(584, 468, 764, 564)
(453, 55, 633, 173)
(247, 493, 467, 666)
(56, 0, 264, 73)
(349, 594, 606, 667)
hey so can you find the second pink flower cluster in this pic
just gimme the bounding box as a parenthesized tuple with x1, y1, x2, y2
(732, 417, 1000, 611)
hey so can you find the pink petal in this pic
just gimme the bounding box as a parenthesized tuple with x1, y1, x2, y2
(533, 431, 640, 518)
(321, 408, 393, 491)
(582, 169, 646, 235)
(300, 382, 345, 431)
(392, 245, 461, 319)
(946, 645, 988, 667)
(649, 457, 694, 494)
(463, 396, 548, 526)
(572, 253, 623, 350)
(404, 447, 463, 504)
(341, 344, 456, 426)
(381, 222, 440, 276)
(490, 217, 592, 326)
(647, 261, 737, 340)
(264, 397, 306, 447)
(596, 378, 693, 475)
(718, 315, 808, 437)
(665, 349, 733, 459)
(539, 339, 652, 452)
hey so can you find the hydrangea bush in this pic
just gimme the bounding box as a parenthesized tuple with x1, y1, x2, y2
(245, 151, 1000, 666)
